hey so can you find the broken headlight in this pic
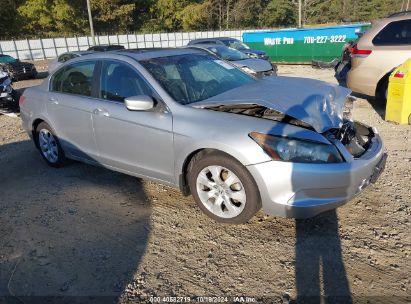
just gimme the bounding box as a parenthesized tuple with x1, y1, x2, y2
(250, 132, 343, 163)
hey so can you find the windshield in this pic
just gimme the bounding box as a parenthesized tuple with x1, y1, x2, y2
(206, 46, 249, 61)
(140, 54, 255, 105)
(221, 39, 250, 50)
(0, 55, 17, 63)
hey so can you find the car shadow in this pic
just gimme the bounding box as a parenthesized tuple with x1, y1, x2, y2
(365, 98, 386, 121)
(261, 91, 353, 303)
(0, 140, 151, 303)
(292, 211, 352, 304)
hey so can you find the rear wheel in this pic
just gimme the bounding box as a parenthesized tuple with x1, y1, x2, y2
(188, 151, 261, 224)
(35, 122, 67, 167)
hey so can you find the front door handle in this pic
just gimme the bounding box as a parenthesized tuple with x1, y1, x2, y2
(93, 108, 110, 117)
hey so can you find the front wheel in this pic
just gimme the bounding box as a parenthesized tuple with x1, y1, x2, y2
(188, 151, 261, 224)
(35, 122, 67, 167)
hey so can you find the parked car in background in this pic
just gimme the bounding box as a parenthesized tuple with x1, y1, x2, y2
(0, 69, 19, 107)
(48, 51, 94, 73)
(20, 49, 386, 224)
(188, 44, 277, 78)
(347, 12, 411, 102)
(0, 54, 37, 81)
(87, 44, 125, 52)
(188, 37, 268, 60)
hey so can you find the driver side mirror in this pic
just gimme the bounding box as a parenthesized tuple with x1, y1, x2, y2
(125, 95, 154, 111)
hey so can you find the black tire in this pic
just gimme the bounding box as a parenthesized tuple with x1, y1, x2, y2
(188, 151, 261, 224)
(35, 122, 67, 168)
(376, 78, 388, 105)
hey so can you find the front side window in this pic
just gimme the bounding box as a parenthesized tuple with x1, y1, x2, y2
(373, 20, 411, 45)
(50, 61, 96, 96)
(99, 61, 151, 102)
(140, 54, 255, 104)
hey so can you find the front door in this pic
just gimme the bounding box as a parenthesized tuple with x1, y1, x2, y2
(91, 60, 174, 183)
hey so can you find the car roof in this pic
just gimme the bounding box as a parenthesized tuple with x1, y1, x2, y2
(67, 47, 207, 62)
(64, 51, 94, 55)
(387, 11, 411, 18)
(191, 37, 239, 42)
(374, 12, 411, 25)
(115, 47, 207, 60)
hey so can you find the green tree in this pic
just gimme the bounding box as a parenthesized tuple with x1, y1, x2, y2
(178, 1, 214, 31)
(143, 0, 192, 31)
(0, 0, 25, 38)
(261, 0, 296, 28)
(17, 0, 87, 37)
(231, 0, 264, 28)
(90, 0, 135, 33)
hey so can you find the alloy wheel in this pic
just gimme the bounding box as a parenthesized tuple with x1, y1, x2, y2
(38, 129, 59, 163)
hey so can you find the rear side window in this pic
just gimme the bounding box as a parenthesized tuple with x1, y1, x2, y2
(50, 61, 96, 96)
(373, 19, 411, 45)
(99, 61, 151, 102)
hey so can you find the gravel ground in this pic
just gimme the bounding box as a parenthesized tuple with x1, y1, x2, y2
(0, 63, 410, 304)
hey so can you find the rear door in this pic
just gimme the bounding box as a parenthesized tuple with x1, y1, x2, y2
(91, 60, 174, 183)
(47, 61, 99, 162)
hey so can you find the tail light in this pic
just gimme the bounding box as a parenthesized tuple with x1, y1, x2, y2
(394, 71, 405, 78)
(19, 95, 26, 106)
(351, 45, 372, 57)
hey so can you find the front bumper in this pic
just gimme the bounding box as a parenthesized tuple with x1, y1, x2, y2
(247, 133, 386, 218)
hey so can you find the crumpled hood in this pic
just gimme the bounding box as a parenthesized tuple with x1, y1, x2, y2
(231, 58, 272, 72)
(191, 76, 351, 133)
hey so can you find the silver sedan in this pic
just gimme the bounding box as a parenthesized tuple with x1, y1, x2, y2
(20, 49, 386, 224)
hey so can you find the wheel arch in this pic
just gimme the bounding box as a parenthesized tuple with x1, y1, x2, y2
(178, 148, 245, 196)
(375, 68, 395, 97)
(32, 118, 57, 149)
(32, 118, 45, 149)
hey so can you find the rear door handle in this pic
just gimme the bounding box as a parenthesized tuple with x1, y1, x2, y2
(93, 108, 110, 117)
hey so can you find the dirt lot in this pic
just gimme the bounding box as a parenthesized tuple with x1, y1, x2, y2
(0, 63, 410, 304)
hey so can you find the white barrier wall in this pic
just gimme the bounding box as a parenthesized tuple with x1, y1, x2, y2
(0, 30, 251, 60)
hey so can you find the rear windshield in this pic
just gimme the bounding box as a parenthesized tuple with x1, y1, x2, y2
(207, 46, 249, 61)
(373, 19, 411, 45)
(140, 54, 255, 105)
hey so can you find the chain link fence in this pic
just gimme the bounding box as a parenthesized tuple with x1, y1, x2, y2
(0, 30, 250, 60)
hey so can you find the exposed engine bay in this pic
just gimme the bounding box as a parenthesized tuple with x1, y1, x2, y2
(203, 99, 373, 159)
(327, 120, 374, 158)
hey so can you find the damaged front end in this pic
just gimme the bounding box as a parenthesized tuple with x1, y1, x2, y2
(324, 95, 378, 160)
(194, 93, 378, 163)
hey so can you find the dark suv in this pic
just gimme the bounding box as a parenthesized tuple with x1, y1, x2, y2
(0, 54, 37, 81)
